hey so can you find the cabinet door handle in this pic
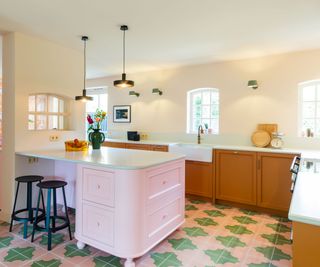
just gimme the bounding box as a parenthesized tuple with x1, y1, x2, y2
(290, 182, 295, 193)
(233, 151, 239, 154)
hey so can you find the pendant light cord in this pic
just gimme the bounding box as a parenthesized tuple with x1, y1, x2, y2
(123, 29, 126, 74)
(84, 38, 87, 89)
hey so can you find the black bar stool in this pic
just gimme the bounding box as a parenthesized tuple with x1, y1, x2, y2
(9, 175, 46, 238)
(31, 180, 72, 250)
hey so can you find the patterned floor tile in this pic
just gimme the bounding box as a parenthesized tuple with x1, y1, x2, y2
(0, 198, 292, 267)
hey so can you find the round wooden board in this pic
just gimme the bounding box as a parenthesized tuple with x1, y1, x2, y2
(251, 130, 271, 147)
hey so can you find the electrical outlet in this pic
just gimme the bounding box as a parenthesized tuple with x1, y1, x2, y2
(49, 135, 59, 141)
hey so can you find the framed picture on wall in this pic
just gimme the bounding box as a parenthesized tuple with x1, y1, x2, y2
(113, 105, 131, 123)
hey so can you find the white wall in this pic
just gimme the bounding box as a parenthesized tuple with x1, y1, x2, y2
(88, 49, 320, 148)
(0, 32, 85, 221)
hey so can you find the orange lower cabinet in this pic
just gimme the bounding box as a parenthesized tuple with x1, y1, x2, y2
(185, 160, 213, 198)
(257, 153, 300, 212)
(102, 141, 126, 148)
(292, 221, 320, 267)
(215, 150, 257, 205)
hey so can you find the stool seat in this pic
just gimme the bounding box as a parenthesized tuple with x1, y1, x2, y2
(15, 175, 44, 183)
(37, 180, 67, 189)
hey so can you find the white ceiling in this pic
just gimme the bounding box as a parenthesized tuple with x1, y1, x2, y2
(1, 0, 320, 79)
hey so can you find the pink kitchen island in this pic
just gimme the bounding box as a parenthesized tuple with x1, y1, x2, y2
(16, 147, 185, 267)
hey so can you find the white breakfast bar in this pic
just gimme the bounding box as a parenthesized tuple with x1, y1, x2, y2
(16, 148, 185, 267)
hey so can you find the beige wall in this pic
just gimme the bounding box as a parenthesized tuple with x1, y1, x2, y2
(88, 49, 320, 147)
(0, 32, 85, 221)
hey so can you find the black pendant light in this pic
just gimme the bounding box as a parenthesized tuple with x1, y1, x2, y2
(114, 25, 134, 88)
(75, 36, 93, 101)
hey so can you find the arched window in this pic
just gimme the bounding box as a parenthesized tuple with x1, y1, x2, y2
(187, 88, 219, 134)
(28, 94, 70, 130)
(298, 80, 320, 137)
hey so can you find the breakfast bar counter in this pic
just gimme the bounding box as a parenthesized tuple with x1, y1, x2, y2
(16, 148, 185, 267)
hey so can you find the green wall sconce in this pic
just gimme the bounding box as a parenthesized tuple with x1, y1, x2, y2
(129, 91, 140, 97)
(248, 80, 259, 90)
(152, 88, 163, 95)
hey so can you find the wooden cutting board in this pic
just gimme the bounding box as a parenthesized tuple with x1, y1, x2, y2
(251, 130, 271, 147)
(257, 124, 278, 136)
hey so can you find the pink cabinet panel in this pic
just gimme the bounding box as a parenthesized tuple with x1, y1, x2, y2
(147, 166, 182, 200)
(82, 202, 114, 246)
(147, 197, 181, 238)
(82, 168, 115, 207)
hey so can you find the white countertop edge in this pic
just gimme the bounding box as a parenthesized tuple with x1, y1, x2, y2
(104, 138, 177, 146)
(288, 212, 320, 226)
(105, 138, 315, 155)
(15, 149, 186, 170)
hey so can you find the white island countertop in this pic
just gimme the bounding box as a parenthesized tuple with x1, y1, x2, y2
(289, 170, 320, 226)
(16, 147, 185, 170)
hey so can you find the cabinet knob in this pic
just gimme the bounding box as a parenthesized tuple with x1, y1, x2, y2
(97, 184, 101, 189)
(162, 214, 167, 220)
(97, 222, 100, 227)
(162, 180, 167, 185)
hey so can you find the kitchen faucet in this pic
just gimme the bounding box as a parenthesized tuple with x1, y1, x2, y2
(197, 125, 203, 144)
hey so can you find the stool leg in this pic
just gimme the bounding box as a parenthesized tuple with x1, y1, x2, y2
(62, 187, 72, 240)
(31, 188, 42, 242)
(9, 182, 20, 232)
(46, 189, 52, 250)
(41, 188, 46, 217)
(27, 182, 33, 224)
(52, 188, 57, 233)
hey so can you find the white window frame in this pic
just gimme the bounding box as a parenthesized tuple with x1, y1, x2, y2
(187, 88, 219, 134)
(298, 80, 320, 138)
(28, 93, 70, 131)
(85, 87, 108, 134)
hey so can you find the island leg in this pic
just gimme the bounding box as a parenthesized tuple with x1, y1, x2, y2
(76, 241, 86, 249)
(124, 258, 135, 267)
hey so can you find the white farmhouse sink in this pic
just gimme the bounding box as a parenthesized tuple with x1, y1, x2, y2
(168, 143, 213, 162)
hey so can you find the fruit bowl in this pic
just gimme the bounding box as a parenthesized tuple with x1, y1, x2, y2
(65, 139, 89, 151)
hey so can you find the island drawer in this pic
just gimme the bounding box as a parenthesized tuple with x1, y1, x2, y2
(147, 164, 182, 200)
(82, 202, 114, 247)
(147, 197, 182, 239)
(82, 167, 115, 207)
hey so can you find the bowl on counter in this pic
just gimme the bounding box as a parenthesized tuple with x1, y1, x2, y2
(65, 139, 89, 151)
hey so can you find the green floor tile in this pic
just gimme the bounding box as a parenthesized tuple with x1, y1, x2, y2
(151, 252, 182, 267)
